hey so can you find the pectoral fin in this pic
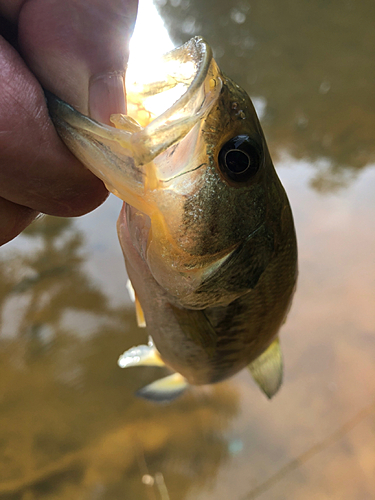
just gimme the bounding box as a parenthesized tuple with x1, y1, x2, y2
(248, 338, 283, 399)
(118, 338, 164, 368)
(118, 338, 188, 403)
(137, 373, 188, 403)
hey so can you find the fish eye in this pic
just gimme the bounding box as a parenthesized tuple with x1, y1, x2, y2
(218, 135, 262, 183)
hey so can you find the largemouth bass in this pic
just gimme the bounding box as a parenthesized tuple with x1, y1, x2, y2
(47, 37, 297, 402)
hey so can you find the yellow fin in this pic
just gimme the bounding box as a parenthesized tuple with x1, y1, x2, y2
(126, 279, 146, 328)
(118, 337, 164, 368)
(118, 338, 188, 403)
(135, 294, 146, 328)
(247, 338, 283, 399)
(137, 373, 188, 403)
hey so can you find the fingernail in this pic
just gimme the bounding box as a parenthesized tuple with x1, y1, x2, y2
(89, 72, 126, 125)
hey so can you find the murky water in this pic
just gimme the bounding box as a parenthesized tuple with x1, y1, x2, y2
(1, 0, 375, 499)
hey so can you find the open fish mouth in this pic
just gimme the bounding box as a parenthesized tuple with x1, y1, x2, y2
(46, 37, 222, 208)
(125, 36, 218, 130)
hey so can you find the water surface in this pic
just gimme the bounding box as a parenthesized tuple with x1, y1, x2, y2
(1, 1, 375, 499)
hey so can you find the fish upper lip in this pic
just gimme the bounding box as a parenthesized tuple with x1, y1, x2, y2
(137, 37, 214, 136)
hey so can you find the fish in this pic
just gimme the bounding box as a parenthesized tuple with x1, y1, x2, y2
(46, 37, 297, 402)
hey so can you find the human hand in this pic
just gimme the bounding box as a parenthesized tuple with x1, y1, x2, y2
(0, 0, 138, 245)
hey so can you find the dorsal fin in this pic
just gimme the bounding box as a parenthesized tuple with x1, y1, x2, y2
(247, 338, 283, 399)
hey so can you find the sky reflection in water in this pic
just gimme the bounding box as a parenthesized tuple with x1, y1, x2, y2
(1, 0, 375, 499)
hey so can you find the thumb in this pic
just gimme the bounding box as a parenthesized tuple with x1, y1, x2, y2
(18, 0, 138, 123)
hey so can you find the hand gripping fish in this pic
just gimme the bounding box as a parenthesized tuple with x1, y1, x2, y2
(46, 37, 297, 402)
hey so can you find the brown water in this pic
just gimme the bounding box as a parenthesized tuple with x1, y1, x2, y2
(1, 0, 375, 498)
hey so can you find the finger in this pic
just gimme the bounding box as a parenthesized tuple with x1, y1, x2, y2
(0, 196, 38, 246)
(0, 35, 108, 216)
(0, 1, 24, 22)
(18, 0, 138, 123)
(0, 12, 18, 46)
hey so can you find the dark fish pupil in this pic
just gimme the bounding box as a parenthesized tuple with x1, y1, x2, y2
(218, 134, 262, 183)
(225, 149, 250, 174)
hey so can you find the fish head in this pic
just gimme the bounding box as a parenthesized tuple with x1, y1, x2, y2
(47, 37, 290, 309)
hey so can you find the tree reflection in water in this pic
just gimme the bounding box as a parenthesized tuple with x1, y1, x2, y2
(155, 0, 375, 191)
(0, 215, 239, 500)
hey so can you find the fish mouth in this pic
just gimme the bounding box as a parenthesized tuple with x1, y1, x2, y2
(126, 36, 217, 134)
(46, 37, 222, 210)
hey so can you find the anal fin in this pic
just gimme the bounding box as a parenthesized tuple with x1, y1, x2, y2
(247, 337, 283, 399)
(137, 373, 188, 403)
(118, 338, 188, 403)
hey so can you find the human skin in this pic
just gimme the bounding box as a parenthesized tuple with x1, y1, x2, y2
(0, 0, 138, 245)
